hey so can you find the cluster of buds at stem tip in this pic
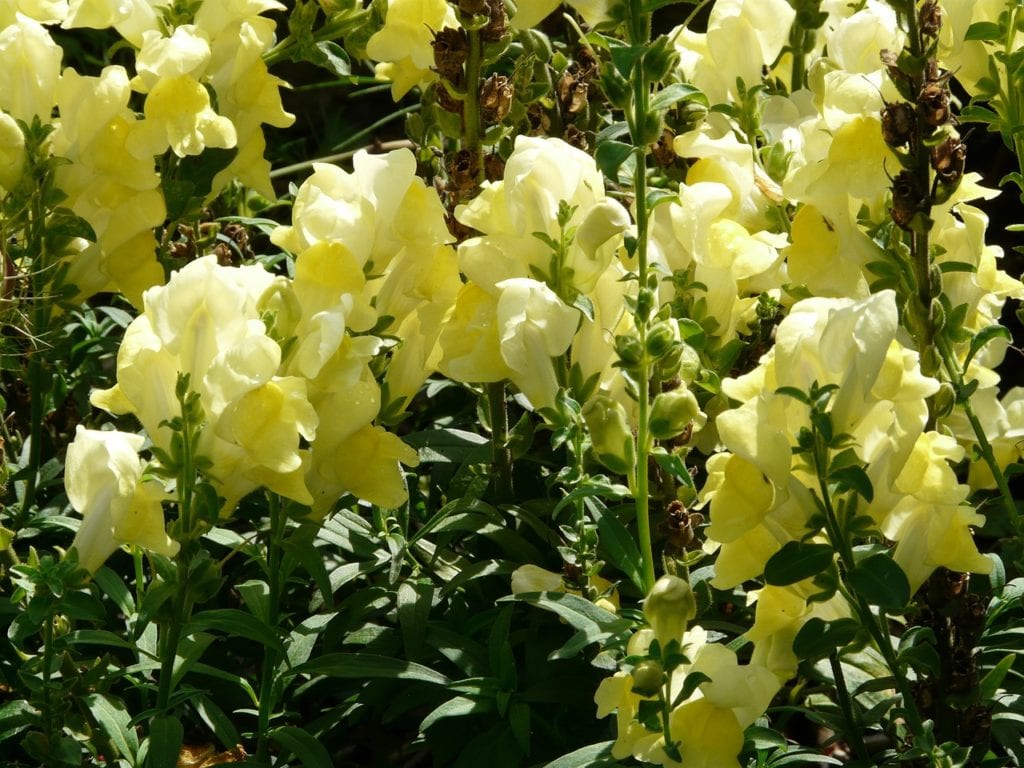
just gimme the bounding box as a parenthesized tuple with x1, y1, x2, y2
(880, 0, 965, 228)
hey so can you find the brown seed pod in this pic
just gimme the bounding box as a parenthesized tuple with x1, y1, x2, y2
(557, 70, 589, 116)
(484, 151, 505, 182)
(891, 169, 929, 229)
(480, 74, 513, 124)
(881, 101, 915, 147)
(651, 127, 677, 166)
(930, 135, 966, 185)
(448, 148, 480, 191)
(480, 0, 509, 42)
(919, 0, 942, 38)
(432, 28, 468, 82)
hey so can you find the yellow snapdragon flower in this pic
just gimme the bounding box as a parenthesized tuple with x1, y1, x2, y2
(66, 426, 178, 573)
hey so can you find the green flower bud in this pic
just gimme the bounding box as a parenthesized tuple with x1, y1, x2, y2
(615, 334, 644, 368)
(649, 389, 705, 440)
(932, 382, 956, 419)
(600, 63, 631, 110)
(678, 343, 700, 384)
(646, 321, 678, 358)
(643, 575, 696, 648)
(583, 394, 635, 476)
(630, 659, 664, 697)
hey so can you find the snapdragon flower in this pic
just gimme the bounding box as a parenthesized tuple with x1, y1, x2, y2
(365, 0, 458, 100)
(65, 426, 178, 574)
(0, 14, 62, 123)
(91, 256, 318, 513)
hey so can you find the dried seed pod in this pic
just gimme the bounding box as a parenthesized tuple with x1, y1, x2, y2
(480, 74, 513, 123)
(881, 101, 915, 147)
(919, 0, 941, 38)
(880, 48, 915, 99)
(930, 135, 966, 185)
(564, 123, 588, 150)
(448, 148, 480, 191)
(480, 0, 509, 42)
(484, 151, 505, 182)
(432, 28, 468, 81)
(891, 169, 929, 229)
(557, 70, 589, 116)
(651, 127, 676, 166)
(919, 80, 950, 126)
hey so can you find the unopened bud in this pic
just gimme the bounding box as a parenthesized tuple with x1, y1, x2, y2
(630, 659, 664, 697)
(644, 575, 696, 648)
(649, 389, 705, 440)
(583, 394, 635, 476)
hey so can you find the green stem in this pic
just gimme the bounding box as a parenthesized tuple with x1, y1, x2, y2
(463, 23, 485, 180)
(155, 566, 189, 715)
(41, 611, 56, 759)
(256, 495, 286, 763)
(19, 170, 51, 523)
(263, 9, 367, 67)
(627, 0, 656, 596)
(935, 335, 1018, 528)
(487, 382, 514, 503)
(829, 652, 871, 761)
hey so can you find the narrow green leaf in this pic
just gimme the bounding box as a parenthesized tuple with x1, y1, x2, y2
(397, 581, 433, 663)
(595, 507, 644, 592)
(964, 324, 1012, 369)
(980, 653, 1017, 700)
(84, 694, 138, 761)
(288, 653, 451, 685)
(847, 553, 910, 610)
(543, 740, 615, 768)
(964, 21, 1001, 41)
(764, 542, 835, 586)
(271, 725, 333, 768)
(187, 608, 284, 654)
(148, 714, 183, 768)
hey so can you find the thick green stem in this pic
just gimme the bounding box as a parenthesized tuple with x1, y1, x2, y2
(263, 10, 366, 67)
(256, 496, 286, 763)
(487, 382, 514, 503)
(626, 0, 656, 596)
(155, 566, 189, 715)
(19, 174, 51, 523)
(463, 24, 485, 181)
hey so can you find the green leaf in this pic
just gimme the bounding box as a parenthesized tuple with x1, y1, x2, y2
(506, 591, 630, 659)
(313, 41, 350, 76)
(764, 541, 835, 586)
(847, 553, 910, 610)
(287, 653, 451, 686)
(148, 714, 184, 768)
(649, 82, 707, 113)
(937, 260, 977, 274)
(192, 694, 240, 750)
(543, 741, 616, 768)
(186, 608, 284, 653)
(792, 617, 862, 661)
(964, 21, 1001, 41)
(595, 140, 634, 179)
(829, 465, 874, 502)
(271, 725, 333, 768)
(84, 694, 138, 762)
(980, 653, 1017, 700)
(964, 324, 1012, 370)
(397, 581, 433, 662)
(420, 696, 489, 732)
(595, 507, 644, 592)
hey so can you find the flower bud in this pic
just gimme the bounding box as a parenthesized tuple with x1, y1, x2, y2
(630, 659, 664, 697)
(643, 575, 696, 648)
(677, 343, 700, 384)
(600, 63, 631, 110)
(932, 382, 956, 419)
(615, 334, 644, 368)
(649, 388, 705, 440)
(583, 394, 635, 476)
(645, 321, 678, 358)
